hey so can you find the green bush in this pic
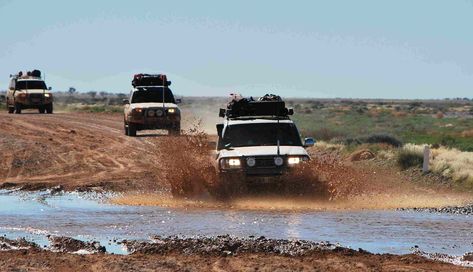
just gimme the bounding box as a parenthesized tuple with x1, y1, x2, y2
(396, 149, 424, 170)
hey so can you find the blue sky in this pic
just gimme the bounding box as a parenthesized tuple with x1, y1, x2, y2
(0, 0, 472, 98)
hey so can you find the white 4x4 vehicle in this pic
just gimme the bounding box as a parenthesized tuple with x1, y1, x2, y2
(123, 74, 181, 136)
(216, 94, 315, 191)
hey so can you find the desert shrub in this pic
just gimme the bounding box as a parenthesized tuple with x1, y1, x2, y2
(396, 149, 423, 170)
(308, 127, 347, 141)
(440, 135, 457, 147)
(364, 134, 403, 147)
(341, 134, 402, 148)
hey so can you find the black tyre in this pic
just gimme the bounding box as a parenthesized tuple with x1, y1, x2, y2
(14, 103, 21, 114)
(45, 103, 53, 114)
(169, 123, 181, 136)
(8, 107, 14, 114)
(128, 123, 137, 137)
(124, 122, 129, 135)
(218, 173, 247, 200)
(38, 107, 46, 114)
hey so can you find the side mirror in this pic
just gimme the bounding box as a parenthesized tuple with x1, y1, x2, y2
(175, 98, 182, 104)
(304, 137, 315, 148)
(216, 123, 224, 138)
(219, 108, 226, 118)
(122, 99, 130, 104)
(48, 87, 52, 91)
(166, 81, 172, 86)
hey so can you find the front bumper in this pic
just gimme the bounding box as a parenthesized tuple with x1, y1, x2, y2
(15, 94, 53, 107)
(219, 156, 304, 177)
(127, 108, 180, 129)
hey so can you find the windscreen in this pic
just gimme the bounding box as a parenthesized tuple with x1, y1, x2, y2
(131, 87, 175, 103)
(221, 123, 302, 149)
(15, 80, 47, 90)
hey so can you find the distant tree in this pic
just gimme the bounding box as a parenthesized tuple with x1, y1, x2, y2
(87, 91, 97, 98)
(99, 91, 107, 97)
(68, 87, 76, 95)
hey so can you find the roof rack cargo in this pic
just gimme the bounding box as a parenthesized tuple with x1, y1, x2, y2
(219, 93, 294, 118)
(132, 73, 171, 87)
(11, 69, 42, 79)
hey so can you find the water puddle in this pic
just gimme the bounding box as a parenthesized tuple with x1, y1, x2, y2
(0, 189, 472, 256)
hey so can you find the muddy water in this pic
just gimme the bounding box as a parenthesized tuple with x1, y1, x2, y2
(0, 190, 472, 256)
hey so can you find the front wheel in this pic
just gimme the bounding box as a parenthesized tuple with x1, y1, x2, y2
(217, 172, 247, 200)
(8, 107, 14, 114)
(124, 122, 129, 135)
(38, 107, 46, 114)
(127, 123, 137, 137)
(45, 103, 53, 114)
(14, 103, 22, 114)
(169, 123, 181, 136)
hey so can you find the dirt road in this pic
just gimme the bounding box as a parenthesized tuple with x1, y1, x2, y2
(0, 112, 165, 191)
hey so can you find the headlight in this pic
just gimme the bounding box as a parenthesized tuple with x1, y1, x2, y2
(168, 108, 176, 113)
(274, 156, 284, 166)
(132, 108, 143, 114)
(246, 157, 256, 167)
(287, 156, 309, 166)
(156, 109, 164, 117)
(288, 157, 301, 165)
(147, 110, 155, 117)
(44, 93, 51, 98)
(220, 157, 242, 170)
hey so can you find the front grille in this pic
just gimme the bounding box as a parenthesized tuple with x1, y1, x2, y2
(29, 93, 43, 104)
(252, 156, 286, 168)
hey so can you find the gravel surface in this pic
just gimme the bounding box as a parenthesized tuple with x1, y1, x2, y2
(399, 204, 473, 215)
(124, 235, 359, 256)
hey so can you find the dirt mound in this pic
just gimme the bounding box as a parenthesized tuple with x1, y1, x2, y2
(49, 236, 105, 253)
(0, 237, 39, 251)
(350, 149, 375, 161)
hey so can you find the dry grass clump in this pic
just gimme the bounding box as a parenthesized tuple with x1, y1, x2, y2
(431, 147, 473, 185)
(400, 143, 473, 186)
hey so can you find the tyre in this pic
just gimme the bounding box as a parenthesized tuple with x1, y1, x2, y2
(14, 103, 21, 114)
(38, 107, 46, 114)
(45, 103, 53, 114)
(8, 107, 14, 114)
(218, 172, 247, 200)
(128, 123, 137, 137)
(169, 123, 181, 136)
(124, 122, 129, 135)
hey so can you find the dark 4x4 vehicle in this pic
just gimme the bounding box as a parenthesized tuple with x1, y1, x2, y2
(123, 74, 181, 136)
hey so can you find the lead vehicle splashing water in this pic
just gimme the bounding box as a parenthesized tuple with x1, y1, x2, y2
(215, 94, 315, 194)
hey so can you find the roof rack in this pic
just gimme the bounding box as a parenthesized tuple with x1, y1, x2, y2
(219, 94, 294, 119)
(132, 74, 171, 87)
